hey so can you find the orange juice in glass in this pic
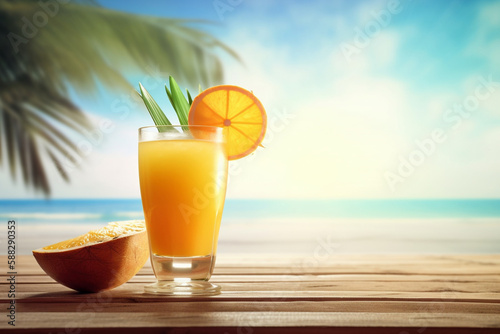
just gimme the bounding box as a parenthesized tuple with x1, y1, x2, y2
(138, 125, 227, 295)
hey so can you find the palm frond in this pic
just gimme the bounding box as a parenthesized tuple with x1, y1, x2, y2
(0, 76, 86, 194)
(0, 0, 238, 196)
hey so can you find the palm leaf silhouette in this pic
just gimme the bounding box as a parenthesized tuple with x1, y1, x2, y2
(0, 0, 237, 195)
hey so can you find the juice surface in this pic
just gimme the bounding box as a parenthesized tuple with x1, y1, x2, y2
(139, 139, 227, 257)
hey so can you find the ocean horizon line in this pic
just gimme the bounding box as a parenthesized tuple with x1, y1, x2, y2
(1, 198, 500, 220)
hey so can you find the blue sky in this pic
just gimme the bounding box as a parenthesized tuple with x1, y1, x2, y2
(1, 0, 499, 199)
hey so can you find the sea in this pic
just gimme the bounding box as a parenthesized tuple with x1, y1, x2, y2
(1, 199, 500, 255)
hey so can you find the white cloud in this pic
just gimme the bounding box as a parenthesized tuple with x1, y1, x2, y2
(53, 117, 141, 198)
(220, 4, 500, 199)
(465, 1, 500, 69)
(34, 113, 140, 199)
(220, 19, 413, 198)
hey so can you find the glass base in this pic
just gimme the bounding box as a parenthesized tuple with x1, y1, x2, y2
(150, 254, 215, 281)
(144, 281, 221, 296)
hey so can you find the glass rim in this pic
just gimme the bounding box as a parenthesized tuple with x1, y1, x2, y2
(139, 125, 223, 131)
(138, 124, 225, 143)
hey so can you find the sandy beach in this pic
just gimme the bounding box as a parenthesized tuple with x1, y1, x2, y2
(12, 217, 500, 255)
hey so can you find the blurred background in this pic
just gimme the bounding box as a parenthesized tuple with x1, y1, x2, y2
(1, 0, 499, 254)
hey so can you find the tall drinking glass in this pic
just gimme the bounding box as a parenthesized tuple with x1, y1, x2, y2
(138, 125, 227, 295)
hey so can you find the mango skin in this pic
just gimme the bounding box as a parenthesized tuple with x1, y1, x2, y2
(33, 231, 149, 293)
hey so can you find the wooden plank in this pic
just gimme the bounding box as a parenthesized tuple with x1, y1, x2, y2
(7, 255, 500, 274)
(14, 300, 500, 314)
(2, 327, 500, 334)
(13, 273, 500, 284)
(7, 288, 500, 303)
(2, 311, 499, 329)
(11, 253, 500, 263)
(8, 279, 500, 296)
(8, 268, 500, 276)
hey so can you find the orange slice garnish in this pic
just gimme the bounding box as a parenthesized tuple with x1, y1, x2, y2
(188, 85, 267, 160)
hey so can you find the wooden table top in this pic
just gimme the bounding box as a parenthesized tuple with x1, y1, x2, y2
(1, 254, 500, 333)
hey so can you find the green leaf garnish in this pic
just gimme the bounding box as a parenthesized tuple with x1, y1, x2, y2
(138, 83, 172, 130)
(187, 89, 193, 105)
(165, 76, 190, 126)
(139, 76, 194, 132)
